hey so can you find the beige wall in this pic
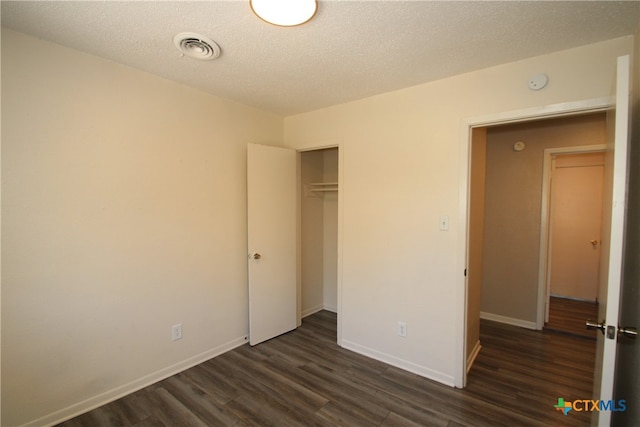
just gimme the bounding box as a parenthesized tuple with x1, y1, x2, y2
(482, 114, 606, 324)
(1, 29, 282, 426)
(285, 37, 631, 384)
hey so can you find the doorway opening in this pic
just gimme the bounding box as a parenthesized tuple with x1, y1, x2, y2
(460, 57, 630, 425)
(459, 101, 611, 388)
(299, 147, 339, 330)
(541, 150, 605, 339)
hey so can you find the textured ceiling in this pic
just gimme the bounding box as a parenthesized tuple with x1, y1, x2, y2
(2, 1, 639, 116)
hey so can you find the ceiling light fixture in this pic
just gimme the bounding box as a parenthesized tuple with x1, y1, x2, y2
(250, 0, 317, 27)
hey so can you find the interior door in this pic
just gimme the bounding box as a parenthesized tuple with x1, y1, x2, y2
(612, 55, 640, 426)
(549, 153, 604, 301)
(590, 55, 631, 427)
(247, 143, 297, 346)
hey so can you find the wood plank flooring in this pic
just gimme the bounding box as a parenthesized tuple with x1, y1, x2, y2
(545, 296, 599, 339)
(57, 311, 595, 427)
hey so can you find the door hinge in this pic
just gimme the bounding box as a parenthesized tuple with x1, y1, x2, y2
(464, 268, 467, 277)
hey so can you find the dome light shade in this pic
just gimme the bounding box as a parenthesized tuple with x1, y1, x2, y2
(250, 0, 317, 27)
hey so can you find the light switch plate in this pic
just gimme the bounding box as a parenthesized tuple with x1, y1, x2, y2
(439, 215, 449, 231)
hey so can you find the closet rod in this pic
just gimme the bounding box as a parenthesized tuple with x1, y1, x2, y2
(309, 182, 338, 186)
(309, 188, 338, 193)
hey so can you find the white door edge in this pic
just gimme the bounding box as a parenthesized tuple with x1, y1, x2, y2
(597, 54, 631, 427)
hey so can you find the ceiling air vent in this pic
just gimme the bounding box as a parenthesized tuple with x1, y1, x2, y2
(173, 32, 221, 60)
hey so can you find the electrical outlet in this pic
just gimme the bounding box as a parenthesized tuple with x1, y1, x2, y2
(398, 321, 407, 338)
(172, 323, 183, 341)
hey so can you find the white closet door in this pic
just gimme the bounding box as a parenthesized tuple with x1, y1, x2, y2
(247, 143, 297, 345)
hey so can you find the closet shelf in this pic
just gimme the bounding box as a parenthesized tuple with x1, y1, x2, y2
(305, 182, 338, 196)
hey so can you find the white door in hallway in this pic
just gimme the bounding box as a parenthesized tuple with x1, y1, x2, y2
(247, 143, 297, 346)
(549, 153, 604, 301)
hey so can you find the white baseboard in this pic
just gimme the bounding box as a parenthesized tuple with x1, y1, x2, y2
(466, 340, 482, 373)
(301, 304, 324, 318)
(480, 311, 538, 330)
(301, 304, 337, 318)
(341, 340, 454, 387)
(323, 305, 337, 314)
(25, 335, 248, 427)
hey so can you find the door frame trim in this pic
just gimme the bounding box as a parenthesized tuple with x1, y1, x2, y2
(538, 144, 606, 329)
(456, 97, 612, 388)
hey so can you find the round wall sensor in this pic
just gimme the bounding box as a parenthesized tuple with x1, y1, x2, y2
(513, 141, 526, 152)
(528, 73, 548, 90)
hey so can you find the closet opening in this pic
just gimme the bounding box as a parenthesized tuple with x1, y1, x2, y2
(299, 147, 339, 327)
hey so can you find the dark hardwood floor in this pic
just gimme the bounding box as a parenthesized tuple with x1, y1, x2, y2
(545, 296, 599, 339)
(58, 311, 595, 427)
